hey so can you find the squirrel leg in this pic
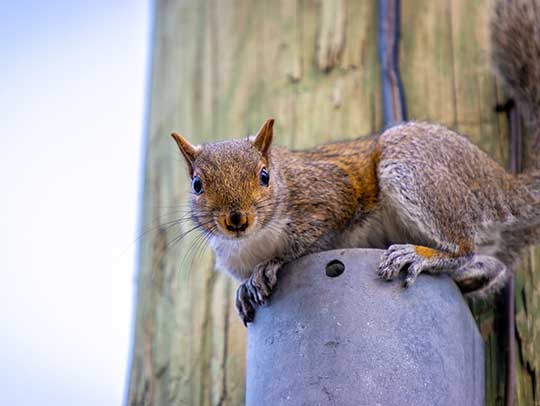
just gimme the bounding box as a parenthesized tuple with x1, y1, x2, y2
(458, 226, 540, 298)
(377, 243, 512, 297)
(452, 255, 509, 298)
(234, 259, 282, 325)
(377, 244, 472, 287)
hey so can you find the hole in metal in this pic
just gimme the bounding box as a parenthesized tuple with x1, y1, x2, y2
(326, 259, 345, 278)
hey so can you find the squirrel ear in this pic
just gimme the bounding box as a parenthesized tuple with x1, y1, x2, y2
(171, 132, 201, 176)
(252, 118, 274, 157)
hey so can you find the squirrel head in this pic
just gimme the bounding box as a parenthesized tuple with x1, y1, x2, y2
(171, 119, 276, 240)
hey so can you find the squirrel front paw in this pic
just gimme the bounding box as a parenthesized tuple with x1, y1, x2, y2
(377, 244, 433, 287)
(234, 260, 281, 326)
(235, 283, 256, 326)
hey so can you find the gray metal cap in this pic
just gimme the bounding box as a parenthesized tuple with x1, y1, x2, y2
(246, 248, 484, 406)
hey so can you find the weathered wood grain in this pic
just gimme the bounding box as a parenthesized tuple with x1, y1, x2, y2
(128, 0, 539, 404)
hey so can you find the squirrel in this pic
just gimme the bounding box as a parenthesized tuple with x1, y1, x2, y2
(170, 0, 540, 325)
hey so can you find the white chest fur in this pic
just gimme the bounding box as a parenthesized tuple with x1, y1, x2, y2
(210, 217, 289, 281)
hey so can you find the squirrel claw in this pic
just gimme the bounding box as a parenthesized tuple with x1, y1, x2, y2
(377, 244, 428, 287)
(403, 264, 422, 288)
(245, 275, 266, 305)
(250, 260, 281, 302)
(234, 260, 282, 326)
(235, 283, 256, 326)
(377, 244, 417, 281)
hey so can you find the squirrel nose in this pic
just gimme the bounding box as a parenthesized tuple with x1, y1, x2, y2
(225, 211, 248, 232)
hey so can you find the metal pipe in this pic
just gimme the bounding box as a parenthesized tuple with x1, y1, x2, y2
(246, 249, 485, 406)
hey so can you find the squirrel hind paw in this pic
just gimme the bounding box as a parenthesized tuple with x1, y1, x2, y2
(452, 255, 509, 299)
(377, 244, 449, 287)
(377, 244, 418, 283)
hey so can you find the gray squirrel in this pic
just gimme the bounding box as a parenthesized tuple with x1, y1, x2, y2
(171, 0, 540, 325)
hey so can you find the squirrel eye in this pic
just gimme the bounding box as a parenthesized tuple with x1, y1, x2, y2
(191, 176, 204, 195)
(259, 167, 270, 187)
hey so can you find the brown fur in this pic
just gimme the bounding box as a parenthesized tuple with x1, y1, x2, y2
(173, 119, 540, 323)
(171, 0, 540, 324)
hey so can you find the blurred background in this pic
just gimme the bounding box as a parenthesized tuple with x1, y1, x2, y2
(0, 1, 150, 405)
(3, 1, 540, 405)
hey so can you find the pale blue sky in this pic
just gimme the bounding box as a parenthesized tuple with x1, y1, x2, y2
(0, 1, 150, 404)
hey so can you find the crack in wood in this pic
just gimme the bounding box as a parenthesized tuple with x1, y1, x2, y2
(316, 0, 346, 73)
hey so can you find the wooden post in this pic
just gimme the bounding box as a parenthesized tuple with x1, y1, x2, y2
(127, 1, 539, 404)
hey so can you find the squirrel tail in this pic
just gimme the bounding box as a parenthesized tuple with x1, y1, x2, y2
(491, 0, 540, 170)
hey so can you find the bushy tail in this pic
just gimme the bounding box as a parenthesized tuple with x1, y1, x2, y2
(491, 0, 540, 170)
